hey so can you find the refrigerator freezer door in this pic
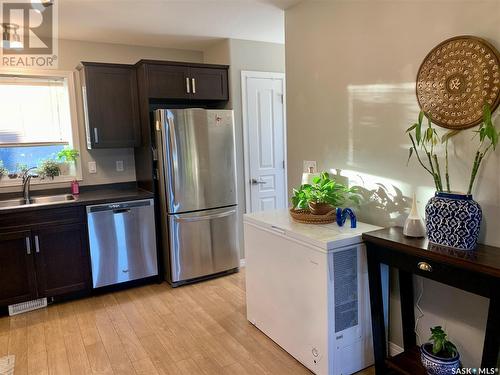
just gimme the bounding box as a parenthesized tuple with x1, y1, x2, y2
(168, 206, 239, 283)
(156, 109, 237, 214)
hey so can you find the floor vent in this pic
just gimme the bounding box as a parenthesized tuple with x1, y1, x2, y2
(0, 354, 15, 375)
(8, 298, 47, 316)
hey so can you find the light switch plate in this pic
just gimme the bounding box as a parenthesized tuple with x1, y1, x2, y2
(303, 160, 317, 173)
(116, 160, 124, 172)
(88, 161, 97, 174)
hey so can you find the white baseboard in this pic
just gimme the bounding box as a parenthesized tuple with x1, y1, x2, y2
(239, 258, 246, 267)
(389, 342, 404, 356)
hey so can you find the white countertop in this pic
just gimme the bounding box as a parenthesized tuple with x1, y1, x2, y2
(244, 208, 382, 251)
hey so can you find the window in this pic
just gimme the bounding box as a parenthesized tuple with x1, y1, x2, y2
(0, 71, 81, 185)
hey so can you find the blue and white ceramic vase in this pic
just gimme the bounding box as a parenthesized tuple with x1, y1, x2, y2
(425, 192, 482, 251)
(420, 343, 460, 375)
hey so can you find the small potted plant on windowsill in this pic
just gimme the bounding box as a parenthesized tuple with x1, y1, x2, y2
(291, 171, 360, 215)
(38, 159, 61, 180)
(0, 161, 7, 180)
(57, 147, 79, 176)
(420, 326, 460, 375)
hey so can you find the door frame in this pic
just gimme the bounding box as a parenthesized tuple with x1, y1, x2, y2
(241, 70, 287, 213)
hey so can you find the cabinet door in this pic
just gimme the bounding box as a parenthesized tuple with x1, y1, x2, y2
(189, 67, 228, 101)
(33, 223, 90, 297)
(83, 64, 141, 148)
(0, 230, 37, 306)
(146, 64, 190, 99)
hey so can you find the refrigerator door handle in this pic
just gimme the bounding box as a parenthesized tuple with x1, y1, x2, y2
(174, 209, 236, 222)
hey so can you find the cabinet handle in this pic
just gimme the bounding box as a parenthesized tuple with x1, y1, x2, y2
(34, 235, 40, 253)
(191, 78, 196, 94)
(186, 77, 190, 94)
(418, 261, 432, 272)
(94, 128, 99, 143)
(25, 237, 31, 255)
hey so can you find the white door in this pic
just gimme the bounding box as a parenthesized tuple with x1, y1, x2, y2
(242, 71, 287, 213)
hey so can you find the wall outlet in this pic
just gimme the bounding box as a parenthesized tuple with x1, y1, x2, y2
(116, 160, 124, 172)
(88, 161, 97, 174)
(303, 160, 317, 173)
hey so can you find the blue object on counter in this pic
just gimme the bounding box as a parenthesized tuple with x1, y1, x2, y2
(336, 208, 357, 228)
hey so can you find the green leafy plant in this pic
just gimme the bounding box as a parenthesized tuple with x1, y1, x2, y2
(15, 163, 29, 175)
(291, 171, 360, 209)
(0, 161, 7, 178)
(57, 147, 80, 163)
(428, 326, 458, 358)
(406, 104, 499, 194)
(468, 104, 498, 194)
(38, 159, 61, 179)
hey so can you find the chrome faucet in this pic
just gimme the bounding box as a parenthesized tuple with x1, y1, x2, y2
(21, 167, 37, 204)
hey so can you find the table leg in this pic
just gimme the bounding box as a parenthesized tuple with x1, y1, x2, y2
(367, 247, 387, 374)
(399, 269, 416, 350)
(481, 292, 500, 368)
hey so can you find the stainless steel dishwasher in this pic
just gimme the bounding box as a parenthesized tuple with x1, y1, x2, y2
(86, 199, 158, 288)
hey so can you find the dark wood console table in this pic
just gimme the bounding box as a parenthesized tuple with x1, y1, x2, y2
(363, 227, 500, 374)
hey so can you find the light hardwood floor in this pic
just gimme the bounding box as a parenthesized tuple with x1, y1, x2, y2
(0, 270, 374, 375)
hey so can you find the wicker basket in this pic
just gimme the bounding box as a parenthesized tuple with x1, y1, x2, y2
(289, 208, 336, 224)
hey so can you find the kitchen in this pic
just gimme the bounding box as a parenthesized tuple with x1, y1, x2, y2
(0, 1, 499, 375)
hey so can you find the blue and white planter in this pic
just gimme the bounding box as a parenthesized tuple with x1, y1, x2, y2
(425, 192, 482, 251)
(420, 343, 460, 375)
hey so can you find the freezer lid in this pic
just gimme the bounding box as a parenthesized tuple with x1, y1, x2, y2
(244, 208, 382, 251)
(156, 109, 237, 214)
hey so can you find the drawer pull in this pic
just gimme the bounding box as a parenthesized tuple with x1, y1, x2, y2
(418, 262, 432, 272)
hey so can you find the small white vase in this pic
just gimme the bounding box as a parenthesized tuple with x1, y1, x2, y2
(403, 193, 425, 238)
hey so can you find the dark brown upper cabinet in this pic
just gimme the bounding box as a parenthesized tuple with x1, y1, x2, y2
(78, 62, 141, 149)
(146, 64, 191, 100)
(137, 60, 229, 101)
(188, 67, 228, 101)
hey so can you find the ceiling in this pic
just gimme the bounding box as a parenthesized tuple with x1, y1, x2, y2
(56, 0, 300, 51)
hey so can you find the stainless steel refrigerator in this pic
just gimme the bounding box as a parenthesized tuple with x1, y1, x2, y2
(154, 108, 239, 285)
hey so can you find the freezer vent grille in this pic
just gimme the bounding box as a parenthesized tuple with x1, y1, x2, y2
(8, 298, 47, 316)
(334, 248, 358, 333)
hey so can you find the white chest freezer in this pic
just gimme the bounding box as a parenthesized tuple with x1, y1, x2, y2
(244, 209, 382, 375)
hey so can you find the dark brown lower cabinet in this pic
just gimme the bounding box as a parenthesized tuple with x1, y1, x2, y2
(0, 206, 91, 307)
(0, 230, 37, 306)
(33, 223, 90, 297)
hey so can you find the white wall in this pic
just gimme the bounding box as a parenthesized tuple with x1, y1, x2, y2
(205, 38, 286, 257)
(0, 39, 203, 192)
(286, 0, 499, 367)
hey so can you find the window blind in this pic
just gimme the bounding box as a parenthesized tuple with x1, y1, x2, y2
(0, 76, 72, 145)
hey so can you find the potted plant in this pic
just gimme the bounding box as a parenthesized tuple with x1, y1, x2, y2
(291, 171, 360, 215)
(420, 326, 460, 375)
(16, 163, 29, 176)
(406, 104, 499, 250)
(0, 161, 7, 180)
(38, 159, 61, 180)
(57, 147, 79, 175)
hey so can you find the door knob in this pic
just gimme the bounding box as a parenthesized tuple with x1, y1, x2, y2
(251, 178, 266, 185)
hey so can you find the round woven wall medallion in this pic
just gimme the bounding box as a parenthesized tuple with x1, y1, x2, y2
(416, 35, 500, 129)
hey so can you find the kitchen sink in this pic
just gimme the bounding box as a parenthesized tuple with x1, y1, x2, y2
(0, 194, 75, 209)
(0, 198, 28, 208)
(31, 194, 75, 204)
